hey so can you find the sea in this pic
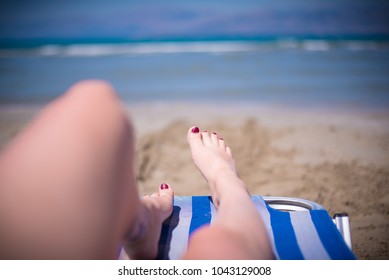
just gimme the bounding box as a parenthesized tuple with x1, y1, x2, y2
(1, 37, 389, 110)
(0, 0, 389, 110)
(1, 0, 389, 110)
(0, 38, 389, 109)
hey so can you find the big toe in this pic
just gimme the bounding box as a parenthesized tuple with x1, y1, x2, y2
(187, 126, 203, 146)
(158, 183, 174, 218)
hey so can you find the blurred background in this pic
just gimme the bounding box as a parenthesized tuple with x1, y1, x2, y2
(0, 0, 389, 109)
(1, 0, 389, 260)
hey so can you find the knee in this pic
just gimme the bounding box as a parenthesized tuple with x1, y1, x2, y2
(66, 80, 118, 102)
(46, 80, 132, 136)
(183, 226, 249, 259)
(61, 80, 126, 120)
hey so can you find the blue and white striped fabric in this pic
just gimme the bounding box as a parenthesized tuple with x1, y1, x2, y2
(156, 196, 356, 260)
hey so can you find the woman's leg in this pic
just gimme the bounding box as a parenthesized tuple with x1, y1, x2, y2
(0, 80, 173, 259)
(184, 127, 274, 259)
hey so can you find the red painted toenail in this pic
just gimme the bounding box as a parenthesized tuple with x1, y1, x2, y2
(160, 183, 169, 190)
(191, 127, 200, 133)
(220, 138, 224, 140)
(212, 132, 217, 135)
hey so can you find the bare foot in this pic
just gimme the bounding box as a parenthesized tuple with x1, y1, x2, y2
(186, 126, 274, 259)
(122, 183, 173, 259)
(187, 126, 247, 207)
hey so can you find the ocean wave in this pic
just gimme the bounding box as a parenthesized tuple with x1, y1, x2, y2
(0, 40, 388, 57)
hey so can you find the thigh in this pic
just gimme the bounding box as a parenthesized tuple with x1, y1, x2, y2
(0, 80, 139, 259)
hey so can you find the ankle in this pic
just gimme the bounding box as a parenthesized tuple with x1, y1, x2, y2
(213, 174, 248, 206)
(215, 172, 246, 192)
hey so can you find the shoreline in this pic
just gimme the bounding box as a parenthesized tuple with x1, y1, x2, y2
(0, 101, 388, 259)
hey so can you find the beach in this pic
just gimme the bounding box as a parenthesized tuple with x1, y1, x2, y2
(1, 102, 388, 260)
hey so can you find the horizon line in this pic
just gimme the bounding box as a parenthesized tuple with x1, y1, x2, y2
(1, 34, 389, 49)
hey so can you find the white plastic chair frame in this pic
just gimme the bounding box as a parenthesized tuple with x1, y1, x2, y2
(263, 196, 352, 250)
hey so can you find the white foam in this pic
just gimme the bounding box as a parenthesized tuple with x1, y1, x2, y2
(0, 40, 387, 58)
(301, 40, 331, 51)
(39, 45, 62, 56)
(60, 42, 259, 56)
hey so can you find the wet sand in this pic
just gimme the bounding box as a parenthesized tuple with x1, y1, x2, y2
(0, 102, 388, 259)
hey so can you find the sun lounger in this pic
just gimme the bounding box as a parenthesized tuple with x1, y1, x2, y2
(119, 195, 356, 260)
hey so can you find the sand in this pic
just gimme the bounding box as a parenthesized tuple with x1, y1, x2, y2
(0, 102, 388, 260)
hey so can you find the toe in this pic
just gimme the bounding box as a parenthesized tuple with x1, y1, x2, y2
(158, 183, 174, 217)
(187, 126, 203, 147)
(211, 132, 219, 145)
(159, 183, 174, 199)
(201, 131, 212, 145)
(219, 137, 226, 149)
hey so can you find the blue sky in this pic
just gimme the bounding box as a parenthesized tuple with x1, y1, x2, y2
(1, 0, 389, 42)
